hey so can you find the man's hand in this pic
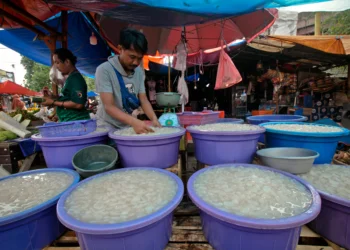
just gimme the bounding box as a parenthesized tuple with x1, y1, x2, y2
(41, 97, 54, 107)
(151, 117, 161, 128)
(132, 119, 154, 134)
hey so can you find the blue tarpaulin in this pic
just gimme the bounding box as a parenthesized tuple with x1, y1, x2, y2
(87, 91, 98, 97)
(0, 12, 110, 77)
(48, 0, 329, 26)
(185, 73, 200, 82)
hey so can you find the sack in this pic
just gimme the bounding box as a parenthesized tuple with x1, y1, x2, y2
(215, 48, 242, 90)
(49, 65, 65, 87)
(110, 63, 140, 114)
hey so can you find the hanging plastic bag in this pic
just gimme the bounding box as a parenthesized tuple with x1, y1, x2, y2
(177, 71, 189, 105)
(175, 42, 187, 71)
(215, 48, 242, 90)
(49, 65, 65, 87)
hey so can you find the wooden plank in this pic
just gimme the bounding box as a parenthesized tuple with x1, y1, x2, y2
(170, 229, 207, 242)
(173, 216, 201, 230)
(19, 153, 37, 172)
(296, 246, 335, 250)
(301, 226, 320, 238)
(166, 243, 213, 250)
(324, 239, 344, 250)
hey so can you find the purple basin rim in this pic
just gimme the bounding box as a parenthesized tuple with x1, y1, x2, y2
(31, 130, 109, 142)
(108, 127, 186, 141)
(186, 125, 266, 136)
(306, 165, 350, 208)
(57, 167, 184, 235)
(187, 164, 321, 230)
(0, 168, 80, 226)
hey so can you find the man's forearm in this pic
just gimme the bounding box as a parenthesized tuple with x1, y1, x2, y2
(140, 99, 157, 121)
(105, 105, 138, 126)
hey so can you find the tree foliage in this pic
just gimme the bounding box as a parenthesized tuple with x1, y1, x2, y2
(21, 56, 50, 92)
(21, 56, 96, 92)
(323, 10, 350, 35)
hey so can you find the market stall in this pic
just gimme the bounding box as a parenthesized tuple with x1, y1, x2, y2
(2, 1, 350, 250)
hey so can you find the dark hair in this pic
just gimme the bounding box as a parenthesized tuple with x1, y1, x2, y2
(54, 48, 77, 66)
(120, 28, 148, 55)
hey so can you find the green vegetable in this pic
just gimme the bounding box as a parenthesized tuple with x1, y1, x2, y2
(0, 131, 18, 140)
(0, 134, 6, 142)
(13, 114, 22, 122)
(9, 110, 40, 121)
(21, 119, 31, 128)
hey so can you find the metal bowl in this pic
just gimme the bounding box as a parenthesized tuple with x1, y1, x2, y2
(156, 92, 180, 107)
(256, 147, 319, 174)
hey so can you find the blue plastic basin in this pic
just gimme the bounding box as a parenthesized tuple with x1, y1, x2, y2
(247, 115, 307, 143)
(0, 169, 80, 250)
(260, 122, 350, 164)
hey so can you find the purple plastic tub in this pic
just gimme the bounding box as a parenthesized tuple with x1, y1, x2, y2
(187, 164, 321, 250)
(37, 119, 97, 137)
(247, 115, 307, 143)
(187, 125, 265, 165)
(32, 129, 109, 169)
(108, 127, 185, 168)
(307, 167, 350, 249)
(0, 169, 80, 250)
(57, 167, 184, 250)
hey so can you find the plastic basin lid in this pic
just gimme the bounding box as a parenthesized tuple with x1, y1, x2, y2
(187, 164, 321, 230)
(57, 167, 184, 235)
(0, 169, 80, 226)
(260, 122, 350, 137)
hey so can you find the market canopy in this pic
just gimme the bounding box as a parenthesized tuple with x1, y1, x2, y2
(269, 35, 350, 55)
(0, 80, 42, 96)
(46, 0, 329, 26)
(0, 12, 110, 77)
(99, 9, 277, 54)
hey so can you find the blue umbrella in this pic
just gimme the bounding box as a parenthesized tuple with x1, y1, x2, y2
(87, 91, 98, 97)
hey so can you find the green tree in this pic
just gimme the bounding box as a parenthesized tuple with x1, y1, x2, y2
(20, 56, 50, 91)
(21, 56, 96, 92)
(83, 76, 96, 91)
(323, 10, 350, 35)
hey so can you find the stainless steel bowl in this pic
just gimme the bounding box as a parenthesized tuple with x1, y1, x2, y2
(256, 147, 319, 174)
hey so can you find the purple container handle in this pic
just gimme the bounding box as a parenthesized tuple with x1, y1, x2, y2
(0, 168, 80, 226)
(187, 164, 321, 230)
(57, 167, 184, 235)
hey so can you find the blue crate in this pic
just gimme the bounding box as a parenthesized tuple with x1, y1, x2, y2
(37, 120, 97, 138)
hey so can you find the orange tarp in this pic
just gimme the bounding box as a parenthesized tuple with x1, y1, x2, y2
(269, 35, 350, 55)
(0, 80, 42, 96)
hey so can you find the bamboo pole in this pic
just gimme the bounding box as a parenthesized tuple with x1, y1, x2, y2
(314, 13, 321, 36)
(168, 56, 171, 92)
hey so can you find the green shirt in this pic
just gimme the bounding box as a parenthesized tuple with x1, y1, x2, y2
(57, 72, 90, 122)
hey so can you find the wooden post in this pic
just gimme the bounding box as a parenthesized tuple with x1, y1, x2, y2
(61, 11, 68, 49)
(168, 56, 171, 92)
(314, 13, 321, 36)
